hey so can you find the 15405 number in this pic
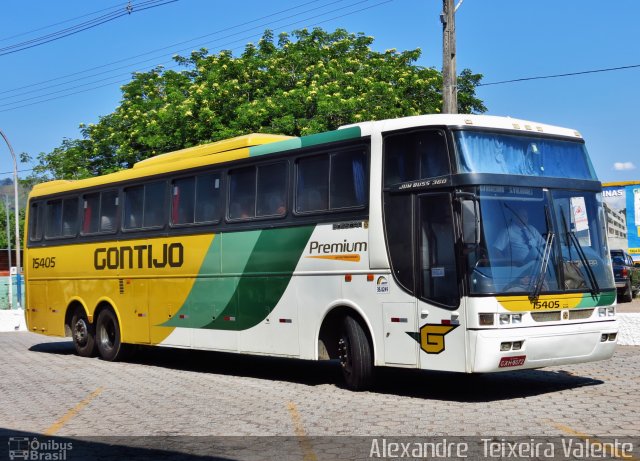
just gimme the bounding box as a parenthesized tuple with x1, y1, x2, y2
(531, 300, 560, 310)
(32, 257, 56, 269)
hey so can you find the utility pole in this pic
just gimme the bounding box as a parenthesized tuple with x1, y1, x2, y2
(441, 0, 457, 114)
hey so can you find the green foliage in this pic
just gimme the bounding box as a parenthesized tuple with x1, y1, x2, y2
(0, 199, 25, 250)
(31, 28, 486, 180)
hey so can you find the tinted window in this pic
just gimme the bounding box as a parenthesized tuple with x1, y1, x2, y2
(82, 191, 118, 234)
(123, 182, 165, 229)
(172, 173, 221, 225)
(384, 130, 449, 186)
(296, 156, 329, 213)
(45, 198, 78, 238)
(29, 202, 43, 242)
(296, 149, 367, 213)
(257, 163, 287, 217)
(228, 167, 256, 220)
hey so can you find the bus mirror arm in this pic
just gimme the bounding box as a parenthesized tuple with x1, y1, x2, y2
(456, 192, 480, 246)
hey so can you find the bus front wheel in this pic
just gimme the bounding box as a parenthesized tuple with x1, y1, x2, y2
(338, 315, 373, 391)
(71, 309, 96, 357)
(96, 309, 126, 361)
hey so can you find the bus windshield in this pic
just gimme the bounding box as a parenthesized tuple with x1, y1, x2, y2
(454, 131, 597, 179)
(467, 186, 614, 296)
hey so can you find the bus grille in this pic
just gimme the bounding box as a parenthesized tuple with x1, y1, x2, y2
(531, 311, 561, 322)
(569, 308, 594, 320)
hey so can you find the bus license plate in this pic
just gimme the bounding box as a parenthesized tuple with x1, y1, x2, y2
(499, 355, 526, 368)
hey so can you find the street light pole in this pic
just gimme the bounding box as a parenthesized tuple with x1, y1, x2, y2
(0, 128, 21, 308)
(4, 195, 12, 309)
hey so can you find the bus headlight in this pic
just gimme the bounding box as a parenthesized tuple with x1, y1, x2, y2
(511, 314, 522, 324)
(607, 307, 615, 317)
(598, 307, 606, 317)
(499, 314, 511, 325)
(479, 313, 494, 326)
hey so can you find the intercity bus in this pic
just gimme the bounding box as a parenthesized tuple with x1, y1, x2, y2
(24, 114, 618, 390)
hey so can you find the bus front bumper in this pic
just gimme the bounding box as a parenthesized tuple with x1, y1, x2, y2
(469, 319, 619, 373)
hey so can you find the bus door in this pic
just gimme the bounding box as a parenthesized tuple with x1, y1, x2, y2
(415, 193, 467, 372)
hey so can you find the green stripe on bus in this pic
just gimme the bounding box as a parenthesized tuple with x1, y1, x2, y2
(576, 290, 616, 308)
(162, 231, 262, 328)
(249, 138, 302, 157)
(248, 126, 362, 157)
(300, 126, 361, 148)
(202, 225, 315, 331)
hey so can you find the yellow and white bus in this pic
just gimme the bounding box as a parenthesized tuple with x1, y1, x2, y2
(25, 114, 618, 390)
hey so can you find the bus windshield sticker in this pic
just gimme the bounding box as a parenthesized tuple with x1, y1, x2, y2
(570, 196, 589, 232)
(432, 267, 445, 277)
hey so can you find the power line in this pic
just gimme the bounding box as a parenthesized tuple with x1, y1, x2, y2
(478, 64, 640, 87)
(0, 0, 337, 102)
(0, 1, 132, 43)
(0, 0, 178, 57)
(0, 0, 392, 113)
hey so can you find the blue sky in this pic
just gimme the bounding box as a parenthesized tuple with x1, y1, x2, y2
(0, 0, 638, 184)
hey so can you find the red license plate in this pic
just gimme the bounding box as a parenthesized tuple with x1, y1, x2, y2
(499, 355, 526, 368)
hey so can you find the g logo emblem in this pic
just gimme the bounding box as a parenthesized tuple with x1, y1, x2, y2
(419, 324, 459, 354)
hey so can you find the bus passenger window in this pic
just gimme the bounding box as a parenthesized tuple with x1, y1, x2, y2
(29, 203, 43, 242)
(124, 182, 165, 229)
(172, 177, 196, 225)
(228, 167, 256, 220)
(82, 193, 100, 234)
(100, 191, 118, 232)
(61, 198, 78, 237)
(330, 150, 367, 209)
(195, 173, 220, 223)
(124, 186, 144, 229)
(296, 156, 329, 213)
(257, 163, 287, 217)
(45, 198, 78, 238)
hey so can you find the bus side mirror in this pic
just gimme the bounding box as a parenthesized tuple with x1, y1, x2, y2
(461, 198, 480, 245)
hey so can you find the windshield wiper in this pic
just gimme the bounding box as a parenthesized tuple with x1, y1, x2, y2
(528, 231, 554, 302)
(528, 204, 555, 302)
(560, 208, 600, 296)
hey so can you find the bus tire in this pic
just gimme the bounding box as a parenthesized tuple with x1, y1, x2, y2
(95, 309, 126, 361)
(338, 315, 373, 391)
(71, 309, 97, 357)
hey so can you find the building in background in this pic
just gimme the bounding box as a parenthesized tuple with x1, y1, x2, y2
(602, 181, 640, 262)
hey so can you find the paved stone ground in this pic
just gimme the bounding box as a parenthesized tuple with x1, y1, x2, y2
(0, 332, 638, 439)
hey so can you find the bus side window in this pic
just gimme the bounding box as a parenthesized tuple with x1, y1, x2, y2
(257, 162, 287, 217)
(330, 150, 367, 209)
(82, 193, 100, 234)
(296, 156, 329, 213)
(62, 198, 78, 237)
(124, 182, 164, 229)
(195, 173, 220, 223)
(29, 202, 43, 242)
(228, 167, 256, 220)
(45, 198, 78, 238)
(100, 191, 118, 232)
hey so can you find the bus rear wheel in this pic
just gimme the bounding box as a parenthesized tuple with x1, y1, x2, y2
(96, 309, 126, 361)
(71, 309, 96, 357)
(338, 315, 373, 391)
